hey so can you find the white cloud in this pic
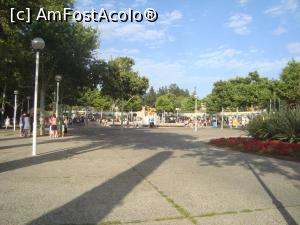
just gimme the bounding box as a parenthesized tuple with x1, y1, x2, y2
(97, 48, 140, 60)
(132, 0, 147, 7)
(194, 46, 290, 75)
(134, 58, 187, 88)
(132, 46, 293, 96)
(272, 26, 287, 35)
(287, 42, 300, 54)
(227, 13, 252, 35)
(264, 0, 298, 16)
(80, 0, 93, 7)
(238, 0, 249, 6)
(252, 59, 289, 72)
(195, 46, 244, 69)
(98, 23, 166, 42)
(159, 10, 183, 25)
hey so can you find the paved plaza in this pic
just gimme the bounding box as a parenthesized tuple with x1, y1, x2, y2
(0, 125, 299, 225)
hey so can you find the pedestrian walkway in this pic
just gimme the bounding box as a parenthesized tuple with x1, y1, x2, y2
(0, 126, 299, 225)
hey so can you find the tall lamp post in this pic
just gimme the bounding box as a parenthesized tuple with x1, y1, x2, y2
(55, 75, 62, 117)
(27, 96, 30, 114)
(13, 90, 19, 131)
(32, 37, 45, 156)
(194, 94, 198, 132)
(175, 108, 180, 122)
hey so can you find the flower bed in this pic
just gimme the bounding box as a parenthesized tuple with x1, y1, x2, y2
(209, 137, 300, 160)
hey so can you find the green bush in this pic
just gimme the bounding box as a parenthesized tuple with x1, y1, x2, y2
(246, 105, 300, 143)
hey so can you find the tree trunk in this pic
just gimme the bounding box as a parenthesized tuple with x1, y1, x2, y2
(1, 85, 6, 127)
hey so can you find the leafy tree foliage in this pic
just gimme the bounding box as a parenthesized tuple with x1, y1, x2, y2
(101, 57, 149, 101)
(279, 59, 300, 105)
(180, 96, 201, 112)
(143, 86, 157, 107)
(125, 96, 143, 112)
(204, 71, 274, 113)
(79, 88, 111, 111)
(0, 0, 98, 132)
(155, 94, 177, 112)
(157, 83, 189, 97)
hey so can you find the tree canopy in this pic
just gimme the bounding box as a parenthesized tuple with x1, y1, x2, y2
(101, 57, 149, 101)
(279, 59, 300, 105)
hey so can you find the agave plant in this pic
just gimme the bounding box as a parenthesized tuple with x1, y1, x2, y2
(246, 105, 300, 143)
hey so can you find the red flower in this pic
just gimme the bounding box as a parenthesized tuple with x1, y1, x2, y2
(209, 137, 300, 156)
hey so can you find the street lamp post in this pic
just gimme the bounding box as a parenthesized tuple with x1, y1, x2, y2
(52, 91, 56, 112)
(175, 108, 180, 122)
(221, 107, 224, 130)
(194, 94, 198, 132)
(32, 37, 45, 156)
(27, 96, 30, 114)
(55, 75, 62, 117)
(13, 90, 19, 131)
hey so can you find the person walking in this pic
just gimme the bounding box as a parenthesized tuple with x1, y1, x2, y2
(5, 116, 10, 129)
(23, 114, 31, 137)
(51, 115, 58, 138)
(19, 113, 25, 136)
(63, 116, 68, 136)
(49, 116, 53, 138)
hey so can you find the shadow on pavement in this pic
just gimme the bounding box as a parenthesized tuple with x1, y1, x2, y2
(0, 127, 198, 173)
(1, 126, 300, 183)
(246, 161, 298, 225)
(26, 151, 172, 225)
(1, 126, 300, 225)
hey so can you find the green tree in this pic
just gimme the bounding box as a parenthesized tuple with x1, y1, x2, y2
(0, 1, 99, 134)
(157, 86, 168, 97)
(181, 96, 200, 112)
(29, 21, 98, 134)
(125, 96, 143, 112)
(157, 84, 189, 97)
(144, 86, 157, 107)
(101, 57, 149, 126)
(168, 83, 189, 97)
(155, 94, 176, 112)
(80, 88, 111, 111)
(205, 71, 274, 113)
(102, 57, 148, 101)
(279, 60, 300, 105)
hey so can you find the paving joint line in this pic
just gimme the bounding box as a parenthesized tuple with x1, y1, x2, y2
(113, 151, 197, 225)
(58, 203, 300, 225)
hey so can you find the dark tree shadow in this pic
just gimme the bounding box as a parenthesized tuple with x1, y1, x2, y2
(181, 144, 300, 225)
(246, 161, 298, 225)
(0, 135, 76, 151)
(26, 151, 172, 225)
(0, 127, 198, 173)
(1, 126, 300, 225)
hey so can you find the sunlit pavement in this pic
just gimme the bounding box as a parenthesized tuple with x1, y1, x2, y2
(0, 124, 299, 225)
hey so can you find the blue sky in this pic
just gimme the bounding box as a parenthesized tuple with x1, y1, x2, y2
(75, 0, 300, 97)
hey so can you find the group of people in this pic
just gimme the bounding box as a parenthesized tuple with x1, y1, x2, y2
(47, 115, 68, 138)
(4, 114, 33, 137)
(184, 118, 210, 128)
(4, 114, 70, 138)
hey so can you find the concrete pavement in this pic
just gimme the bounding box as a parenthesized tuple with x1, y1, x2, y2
(0, 125, 299, 225)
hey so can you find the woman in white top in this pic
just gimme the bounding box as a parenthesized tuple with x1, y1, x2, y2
(5, 116, 10, 129)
